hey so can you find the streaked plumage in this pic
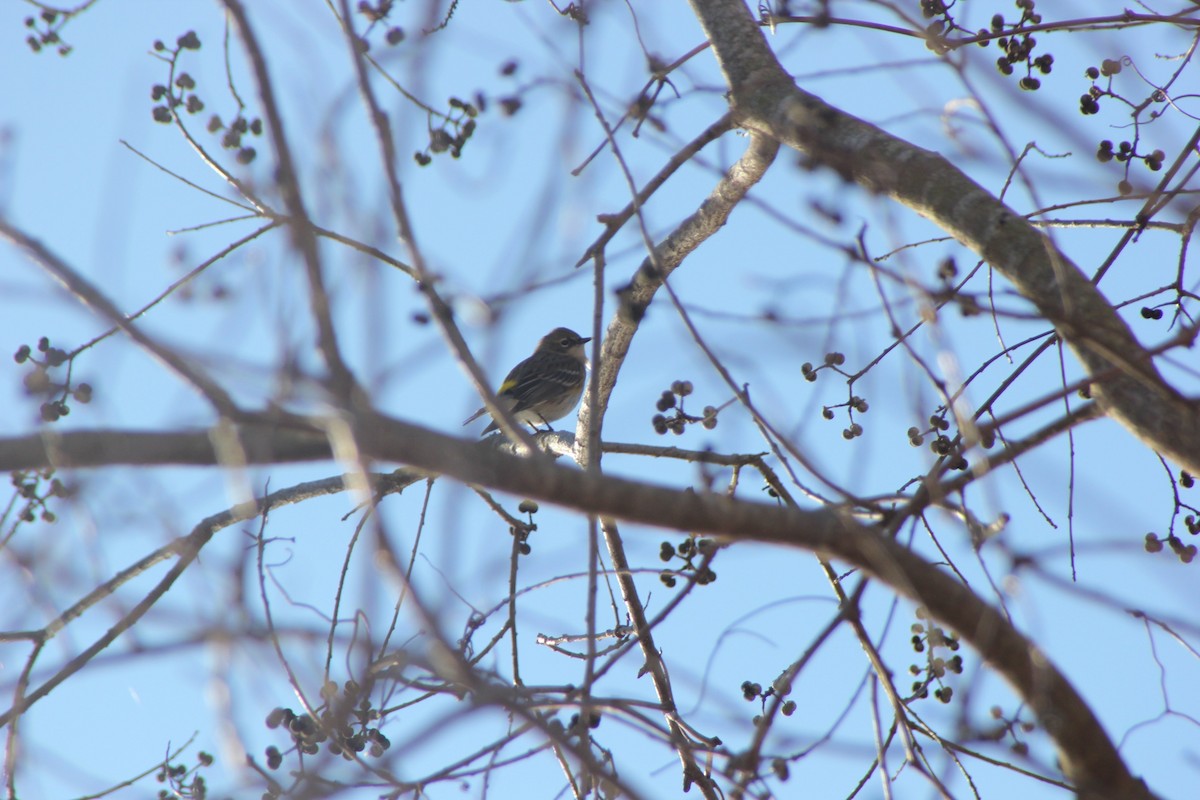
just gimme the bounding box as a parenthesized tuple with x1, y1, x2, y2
(463, 327, 591, 434)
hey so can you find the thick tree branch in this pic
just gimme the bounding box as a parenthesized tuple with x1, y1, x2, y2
(0, 415, 1153, 799)
(685, 0, 1199, 480)
(683, 1, 1171, 795)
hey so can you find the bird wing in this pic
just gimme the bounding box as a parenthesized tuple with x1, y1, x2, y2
(502, 354, 582, 413)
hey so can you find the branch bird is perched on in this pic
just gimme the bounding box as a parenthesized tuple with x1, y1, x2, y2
(463, 327, 591, 435)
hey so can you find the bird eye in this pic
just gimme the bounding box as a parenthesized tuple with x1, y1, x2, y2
(560, 337, 572, 347)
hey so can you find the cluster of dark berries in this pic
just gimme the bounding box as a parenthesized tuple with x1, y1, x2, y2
(919, 0, 949, 17)
(937, 256, 958, 283)
(801, 351, 845, 383)
(355, 0, 405, 45)
(511, 499, 539, 555)
(985, 1, 1051, 90)
(1139, 306, 1166, 320)
(23, 9, 72, 56)
(154, 750, 213, 800)
(357, 0, 396, 21)
(11, 469, 70, 525)
(414, 96, 482, 165)
(567, 711, 602, 735)
(264, 685, 390, 769)
(980, 705, 1036, 757)
(918, 0, 991, 54)
(909, 608, 962, 703)
(907, 415, 974, 470)
(15, 337, 92, 424)
(37, 395, 71, 423)
(651, 380, 717, 435)
(15, 336, 67, 368)
(824, 398, 867, 418)
(907, 417, 934, 447)
(740, 679, 797, 724)
(545, 709, 603, 739)
(265, 708, 320, 760)
(1144, 532, 1197, 564)
(658, 536, 717, 588)
(927, 431, 951, 453)
(1082, 57, 1171, 193)
(1096, 140, 1164, 172)
(839, 421, 863, 439)
(482, 56, 524, 120)
(1080, 58, 1124, 115)
(206, 114, 264, 166)
(149, 32, 267, 167)
(820, 394, 869, 440)
(149, 33, 203, 121)
(151, 70, 203, 121)
(498, 96, 522, 116)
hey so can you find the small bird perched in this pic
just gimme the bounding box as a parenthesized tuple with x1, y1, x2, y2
(463, 327, 592, 435)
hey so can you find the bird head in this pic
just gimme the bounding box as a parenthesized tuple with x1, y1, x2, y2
(539, 327, 591, 357)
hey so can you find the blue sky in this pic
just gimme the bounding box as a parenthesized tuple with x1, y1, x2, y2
(1, 1, 1198, 798)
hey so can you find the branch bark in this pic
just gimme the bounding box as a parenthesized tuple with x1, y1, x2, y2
(0, 415, 1158, 799)
(685, 0, 1199, 479)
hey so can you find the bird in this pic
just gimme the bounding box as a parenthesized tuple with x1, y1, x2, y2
(463, 327, 592, 435)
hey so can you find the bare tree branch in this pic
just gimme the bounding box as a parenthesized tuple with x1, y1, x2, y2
(686, 0, 1199, 480)
(0, 412, 1156, 798)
